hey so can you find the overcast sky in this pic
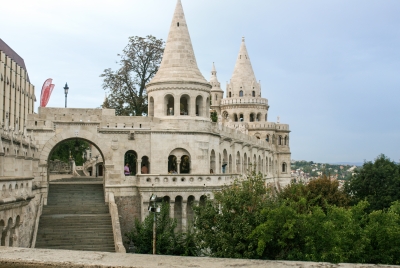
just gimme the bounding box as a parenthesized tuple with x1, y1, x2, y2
(2, 0, 400, 164)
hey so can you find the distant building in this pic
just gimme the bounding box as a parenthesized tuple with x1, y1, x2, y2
(0, 39, 36, 131)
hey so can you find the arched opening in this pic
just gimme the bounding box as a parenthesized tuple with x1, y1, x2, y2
(239, 113, 244, 121)
(236, 151, 241, 173)
(256, 113, 262, 122)
(229, 92, 231, 98)
(187, 196, 195, 226)
(0, 220, 5, 246)
(222, 149, 228, 174)
(124, 150, 137, 176)
(7, 218, 13, 247)
(234, 113, 238, 122)
(165, 94, 174, 116)
(168, 155, 177, 174)
(141, 156, 149, 174)
(282, 162, 287, 173)
(174, 196, 183, 231)
(244, 153, 248, 172)
(48, 138, 105, 181)
(196, 95, 203, 116)
(180, 95, 190, 115)
(284, 136, 288, 146)
(250, 113, 255, 122)
(266, 135, 270, 142)
(206, 97, 210, 117)
(229, 154, 232, 173)
(180, 155, 190, 174)
(199, 195, 207, 207)
(169, 148, 191, 174)
(239, 90, 243, 97)
(265, 113, 268, 122)
(252, 91, 255, 97)
(279, 136, 282, 145)
(149, 97, 154, 117)
(210, 150, 216, 174)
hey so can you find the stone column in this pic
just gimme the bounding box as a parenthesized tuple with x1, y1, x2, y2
(169, 200, 175, 220)
(190, 97, 196, 117)
(137, 159, 142, 175)
(174, 98, 180, 117)
(177, 160, 181, 174)
(182, 201, 187, 231)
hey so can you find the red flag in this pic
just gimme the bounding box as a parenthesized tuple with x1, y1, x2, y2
(40, 78, 54, 107)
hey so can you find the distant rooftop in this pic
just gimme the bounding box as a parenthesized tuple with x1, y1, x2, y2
(0, 38, 30, 82)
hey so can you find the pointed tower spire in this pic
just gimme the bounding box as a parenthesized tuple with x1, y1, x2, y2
(147, 0, 209, 86)
(210, 63, 224, 113)
(227, 37, 260, 98)
(231, 37, 257, 87)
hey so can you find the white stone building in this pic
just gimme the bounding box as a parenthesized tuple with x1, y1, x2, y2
(0, 0, 291, 250)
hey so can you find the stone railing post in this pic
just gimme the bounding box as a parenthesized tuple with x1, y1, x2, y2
(137, 159, 142, 175)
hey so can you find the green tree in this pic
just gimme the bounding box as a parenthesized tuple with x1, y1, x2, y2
(50, 139, 89, 166)
(126, 202, 196, 256)
(100, 35, 165, 116)
(279, 175, 350, 210)
(193, 171, 271, 258)
(210, 111, 218, 122)
(345, 154, 400, 212)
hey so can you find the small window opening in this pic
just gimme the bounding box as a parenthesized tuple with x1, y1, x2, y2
(177, 22, 179, 27)
(229, 92, 231, 97)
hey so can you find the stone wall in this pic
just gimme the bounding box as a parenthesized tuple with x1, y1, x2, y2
(114, 195, 141, 245)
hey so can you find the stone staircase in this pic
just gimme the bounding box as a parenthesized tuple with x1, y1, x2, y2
(35, 182, 115, 252)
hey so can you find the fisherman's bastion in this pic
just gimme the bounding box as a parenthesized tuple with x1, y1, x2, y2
(0, 0, 291, 253)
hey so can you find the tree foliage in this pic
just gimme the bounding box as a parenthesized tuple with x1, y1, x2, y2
(126, 202, 196, 256)
(345, 154, 400, 212)
(279, 175, 350, 211)
(100, 35, 165, 116)
(193, 171, 272, 258)
(50, 139, 90, 166)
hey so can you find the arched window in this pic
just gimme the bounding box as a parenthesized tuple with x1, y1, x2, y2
(215, 94, 217, 101)
(165, 94, 174, 116)
(229, 154, 232, 173)
(236, 151, 241, 173)
(250, 113, 255, 122)
(149, 97, 154, 117)
(229, 92, 232, 98)
(239, 90, 243, 97)
(282, 162, 287, 173)
(222, 149, 228, 174)
(196, 95, 203, 116)
(210, 150, 216, 174)
(180, 155, 190, 174)
(234, 113, 238, 122)
(279, 136, 282, 145)
(284, 136, 288, 145)
(124, 150, 137, 175)
(266, 135, 270, 142)
(141, 156, 150, 174)
(239, 114, 244, 121)
(256, 113, 262, 122)
(265, 113, 268, 122)
(180, 95, 190, 115)
(252, 91, 255, 97)
(168, 155, 177, 173)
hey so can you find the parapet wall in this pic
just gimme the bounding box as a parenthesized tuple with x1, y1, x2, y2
(0, 247, 397, 268)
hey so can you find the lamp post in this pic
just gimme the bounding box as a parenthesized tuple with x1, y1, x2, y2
(148, 194, 162, 255)
(64, 83, 69, 108)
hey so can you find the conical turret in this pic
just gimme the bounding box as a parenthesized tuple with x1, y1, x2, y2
(226, 37, 261, 98)
(147, 0, 209, 86)
(210, 63, 224, 113)
(146, 0, 211, 119)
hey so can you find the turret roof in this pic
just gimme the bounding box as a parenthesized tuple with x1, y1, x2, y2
(230, 37, 257, 88)
(148, 0, 209, 86)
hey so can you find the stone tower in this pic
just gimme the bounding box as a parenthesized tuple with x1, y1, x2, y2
(209, 63, 224, 114)
(146, 0, 211, 119)
(220, 37, 269, 128)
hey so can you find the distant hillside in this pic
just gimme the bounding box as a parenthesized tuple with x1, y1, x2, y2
(329, 162, 363, 167)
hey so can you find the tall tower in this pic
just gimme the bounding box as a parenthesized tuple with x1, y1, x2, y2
(220, 37, 269, 126)
(210, 63, 224, 114)
(146, 0, 211, 119)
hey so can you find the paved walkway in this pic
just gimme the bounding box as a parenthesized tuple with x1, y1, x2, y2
(0, 247, 399, 268)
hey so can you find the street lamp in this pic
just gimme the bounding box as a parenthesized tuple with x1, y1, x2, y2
(64, 83, 69, 108)
(148, 194, 163, 255)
